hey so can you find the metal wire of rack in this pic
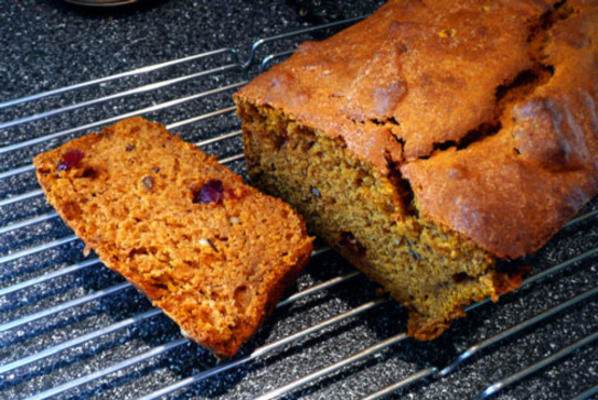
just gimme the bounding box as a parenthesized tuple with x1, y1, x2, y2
(0, 17, 597, 400)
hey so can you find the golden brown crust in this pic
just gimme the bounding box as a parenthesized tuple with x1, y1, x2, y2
(235, 0, 598, 259)
(33, 117, 313, 358)
(236, 0, 550, 165)
(402, 0, 598, 258)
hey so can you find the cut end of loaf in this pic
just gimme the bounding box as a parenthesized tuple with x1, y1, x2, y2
(33, 116, 313, 358)
(235, 99, 523, 340)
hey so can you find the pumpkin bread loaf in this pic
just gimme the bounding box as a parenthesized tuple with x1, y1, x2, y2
(235, 0, 598, 339)
(33, 117, 313, 358)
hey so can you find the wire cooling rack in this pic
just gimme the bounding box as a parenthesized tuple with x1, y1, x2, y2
(0, 17, 597, 400)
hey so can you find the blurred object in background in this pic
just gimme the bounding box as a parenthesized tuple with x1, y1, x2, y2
(62, 0, 145, 7)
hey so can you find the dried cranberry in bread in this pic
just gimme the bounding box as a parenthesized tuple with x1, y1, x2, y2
(33, 117, 313, 357)
(235, 0, 598, 339)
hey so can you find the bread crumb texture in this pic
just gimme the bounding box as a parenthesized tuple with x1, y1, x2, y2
(33, 117, 313, 358)
(235, 0, 598, 339)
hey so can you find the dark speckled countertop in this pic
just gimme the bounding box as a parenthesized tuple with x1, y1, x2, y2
(0, 1, 596, 400)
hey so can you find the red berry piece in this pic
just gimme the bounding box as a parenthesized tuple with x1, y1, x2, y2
(192, 179, 224, 204)
(339, 231, 366, 255)
(57, 149, 84, 171)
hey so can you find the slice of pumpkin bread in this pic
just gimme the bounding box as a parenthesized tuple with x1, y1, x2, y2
(235, 0, 598, 339)
(33, 117, 313, 358)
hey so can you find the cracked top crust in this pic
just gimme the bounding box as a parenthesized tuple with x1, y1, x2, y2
(235, 0, 598, 259)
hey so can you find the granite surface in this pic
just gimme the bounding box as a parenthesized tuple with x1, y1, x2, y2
(0, 1, 596, 399)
